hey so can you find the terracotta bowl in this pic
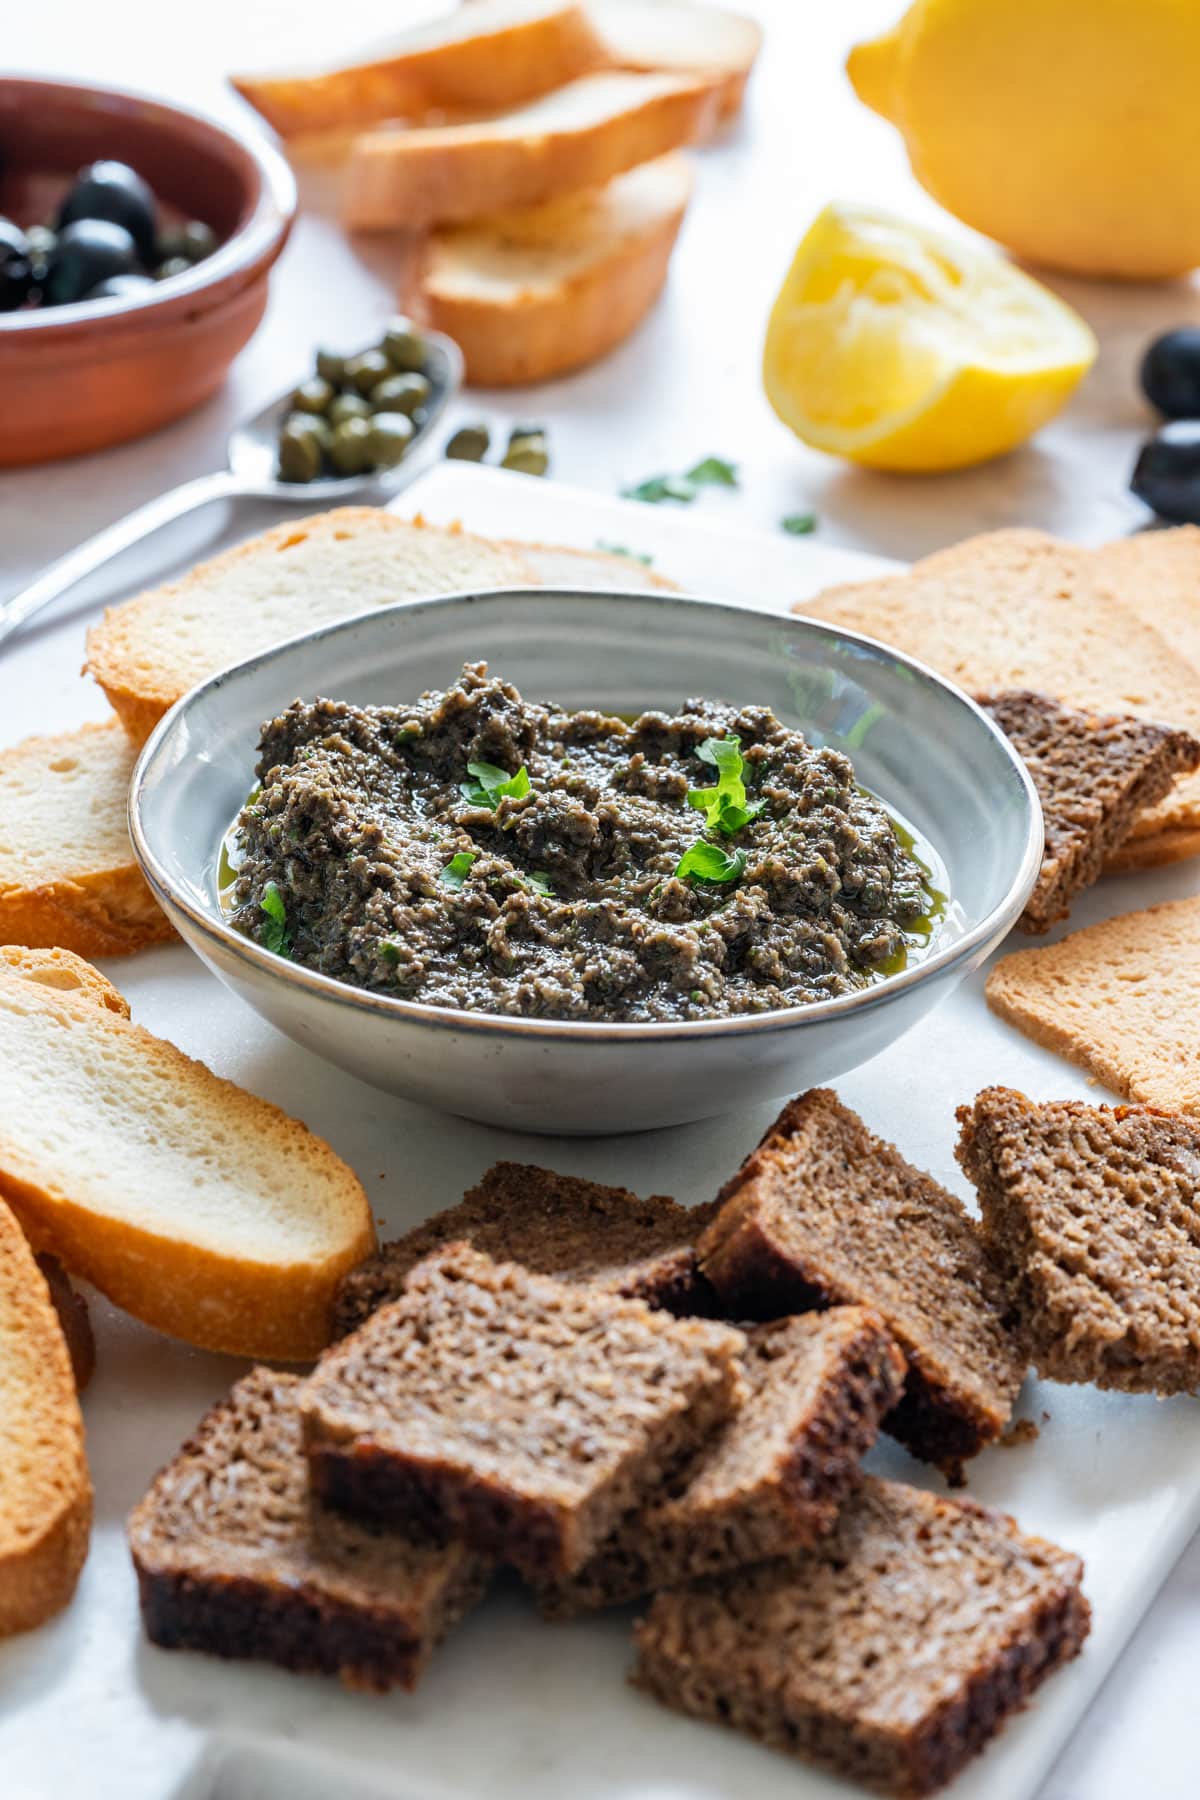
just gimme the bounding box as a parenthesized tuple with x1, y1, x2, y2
(0, 77, 296, 465)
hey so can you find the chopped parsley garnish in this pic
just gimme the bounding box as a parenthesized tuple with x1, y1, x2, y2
(622, 473, 696, 505)
(460, 761, 531, 808)
(674, 842, 747, 885)
(686, 735, 764, 837)
(525, 871, 554, 897)
(379, 941, 402, 965)
(781, 511, 818, 535)
(595, 539, 654, 565)
(685, 455, 739, 488)
(258, 881, 292, 956)
(439, 851, 477, 889)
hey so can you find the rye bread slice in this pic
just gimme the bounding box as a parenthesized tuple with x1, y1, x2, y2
(333, 1161, 716, 1338)
(128, 1368, 489, 1692)
(302, 1244, 744, 1577)
(633, 1476, 1090, 1800)
(957, 1086, 1200, 1392)
(535, 1306, 906, 1618)
(979, 691, 1200, 932)
(698, 1090, 1027, 1476)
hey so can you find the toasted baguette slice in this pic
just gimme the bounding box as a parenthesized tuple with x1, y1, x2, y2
(231, 2, 609, 138)
(514, 538, 678, 592)
(409, 154, 692, 385)
(0, 945, 129, 1016)
(0, 1197, 91, 1637)
(345, 70, 720, 230)
(86, 509, 535, 747)
(0, 961, 375, 1360)
(591, 0, 762, 117)
(0, 722, 172, 956)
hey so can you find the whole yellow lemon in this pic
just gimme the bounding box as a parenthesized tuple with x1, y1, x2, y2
(849, 0, 1200, 279)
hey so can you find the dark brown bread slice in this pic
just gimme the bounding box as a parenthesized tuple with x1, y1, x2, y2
(698, 1090, 1027, 1476)
(957, 1085, 1200, 1392)
(979, 691, 1200, 933)
(333, 1162, 716, 1337)
(633, 1476, 1090, 1800)
(128, 1368, 489, 1692)
(302, 1244, 744, 1577)
(536, 1306, 906, 1618)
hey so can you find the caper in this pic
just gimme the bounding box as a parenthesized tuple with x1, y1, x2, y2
(24, 224, 56, 264)
(328, 415, 373, 475)
(445, 423, 490, 462)
(277, 419, 324, 482)
(370, 372, 431, 416)
(291, 376, 335, 415)
(287, 412, 332, 453)
(153, 255, 193, 282)
(329, 391, 372, 425)
(382, 316, 427, 371)
(315, 348, 346, 385)
(366, 411, 415, 468)
(501, 433, 549, 476)
(508, 422, 546, 444)
(154, 219, 218, 264)
(345, 348, 392, 395)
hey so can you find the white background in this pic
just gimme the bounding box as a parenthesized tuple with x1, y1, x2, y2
(4, 2, 1199, 1795)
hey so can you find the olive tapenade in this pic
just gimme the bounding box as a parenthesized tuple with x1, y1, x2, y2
(226, 663, 944, 1023)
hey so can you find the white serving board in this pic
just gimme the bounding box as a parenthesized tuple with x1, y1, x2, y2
(4, 464, 1200, 1800)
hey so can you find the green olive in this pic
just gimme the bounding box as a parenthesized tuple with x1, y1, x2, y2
(329, 415, 373, 475)
(278, 419, 324, 482)
(345, 348, 392, 395)
(370, 372, 431, 416)
(329, 391, 372, 425)
(366, 411, 415, 468)
(291, 376, 335, 415)
(287, 412, 332, 453)
(154, 256, 193, 282)
(315, 349, 347, 385)
(501, 433, 549, 476)
(445, 423, 490, 462)
(382, 316, 427, 372)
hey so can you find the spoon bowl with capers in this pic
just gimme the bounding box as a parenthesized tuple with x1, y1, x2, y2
(0, 316, 462, 652)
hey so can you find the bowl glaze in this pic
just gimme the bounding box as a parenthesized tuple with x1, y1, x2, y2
(130, 587, 1042, 1134)
(0, 77, 295, 464)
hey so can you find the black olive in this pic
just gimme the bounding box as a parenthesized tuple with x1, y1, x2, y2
(42, 219, 139, 306)
(1130, 421, 1200, 523)
(0, 217, 32, 312)
(85, 272, 157, 301)
(58, 160, 157, 262)
(1140, 329, 1200, 420)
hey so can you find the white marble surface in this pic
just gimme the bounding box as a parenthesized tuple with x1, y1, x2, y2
(3, 2, 1199, 1795)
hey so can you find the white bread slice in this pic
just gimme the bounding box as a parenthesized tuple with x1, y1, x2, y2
(345, 70, 721, 230)
(0, 961, 376, 1361)
(0, 721, 172, 957)
(0, 944, 130, 1016)
(591, 0, 762, 118)
(0, 1195, 91, 1637)
(86, 508, 536, 747)
(409, 154, 692, 385)
(515, 538, 680, 592)
(231, 1, 609, 138)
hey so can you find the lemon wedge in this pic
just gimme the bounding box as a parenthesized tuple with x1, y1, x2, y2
(762, 204, 1097, 473)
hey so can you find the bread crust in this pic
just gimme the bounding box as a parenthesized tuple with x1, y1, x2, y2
(410, 170, 689, 384)
(345, 73, 719, 230)
(0, 1201, 92, 1637)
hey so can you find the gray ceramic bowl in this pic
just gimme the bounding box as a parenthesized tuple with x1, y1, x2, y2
(130, 589, 1041, 1134)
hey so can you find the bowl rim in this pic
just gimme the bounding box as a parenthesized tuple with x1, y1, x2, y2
(0, 72, 296, 336)
(129, 585, 1044, 1045)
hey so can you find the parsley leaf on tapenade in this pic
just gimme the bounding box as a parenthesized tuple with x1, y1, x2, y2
(439, 851, 477, 889)
(687, 735, 765, 837)
(525, 871, 554, 896)
(675, 842, 747, 884)
(259, 881, 292, 956)
(460, 761, 531, 808)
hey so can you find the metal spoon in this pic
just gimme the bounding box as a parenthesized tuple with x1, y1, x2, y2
(0, 326, 463, 652)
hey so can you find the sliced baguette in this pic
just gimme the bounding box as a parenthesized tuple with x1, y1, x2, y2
(591, 0, 762, 118)
(409, 154, 692, 385)
(231, 1, 609, 138)
(0, 944, 129, 1016)
(0, 722, 173, 957)
(86, 508, 535, 746)
(345, 70, 720, 230)
(0, 1196, 91, 1637)
(515, 538, 679, 592)
(0, 960, 375, 1360)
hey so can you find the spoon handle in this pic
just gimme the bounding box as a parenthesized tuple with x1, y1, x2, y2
(0, 468, 246, 653)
